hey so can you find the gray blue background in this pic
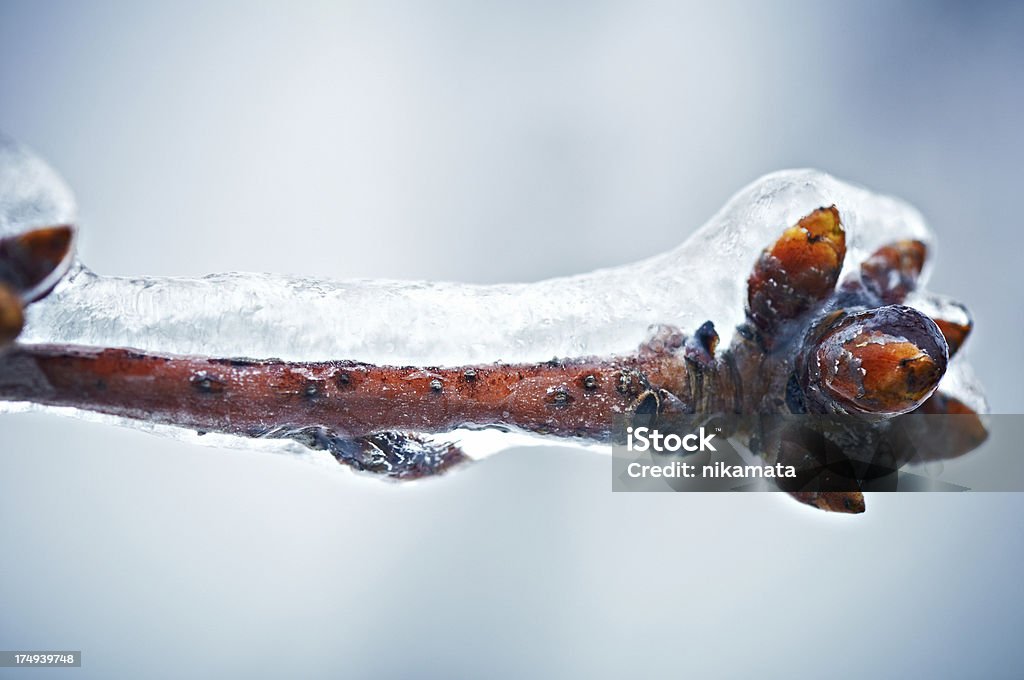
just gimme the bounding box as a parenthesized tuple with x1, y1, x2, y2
(2, 1, 1023, 677)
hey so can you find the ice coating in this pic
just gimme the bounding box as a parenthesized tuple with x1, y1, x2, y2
(0, 135, 77, 239)
(936, 355, 989, 416)
(1, 135, 986, 471)
(21, 169, 933, 366)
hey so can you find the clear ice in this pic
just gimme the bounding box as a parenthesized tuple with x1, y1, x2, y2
(0, 135, 984, 462)
(0, 136, 77, 238)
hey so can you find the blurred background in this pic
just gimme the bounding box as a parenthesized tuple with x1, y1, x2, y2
(2, 1, 1022, 677)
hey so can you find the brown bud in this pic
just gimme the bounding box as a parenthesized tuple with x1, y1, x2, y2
(910, 392, 988, 460)
(806, 305, 948, 415)
(747, 206, 846, 345)
(933, 319, 971, 358)
(907, 294, 972, 358)
(788, 490, 866, 514)
(858, 240, 927, 304)
(0, 282, 25, 347)
(0, 224, 75, 302)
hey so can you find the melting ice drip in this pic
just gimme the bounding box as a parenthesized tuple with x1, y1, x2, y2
(0, 135, 986, 463)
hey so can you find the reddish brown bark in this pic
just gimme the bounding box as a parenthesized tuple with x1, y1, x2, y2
(0, 343, 701, 441)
